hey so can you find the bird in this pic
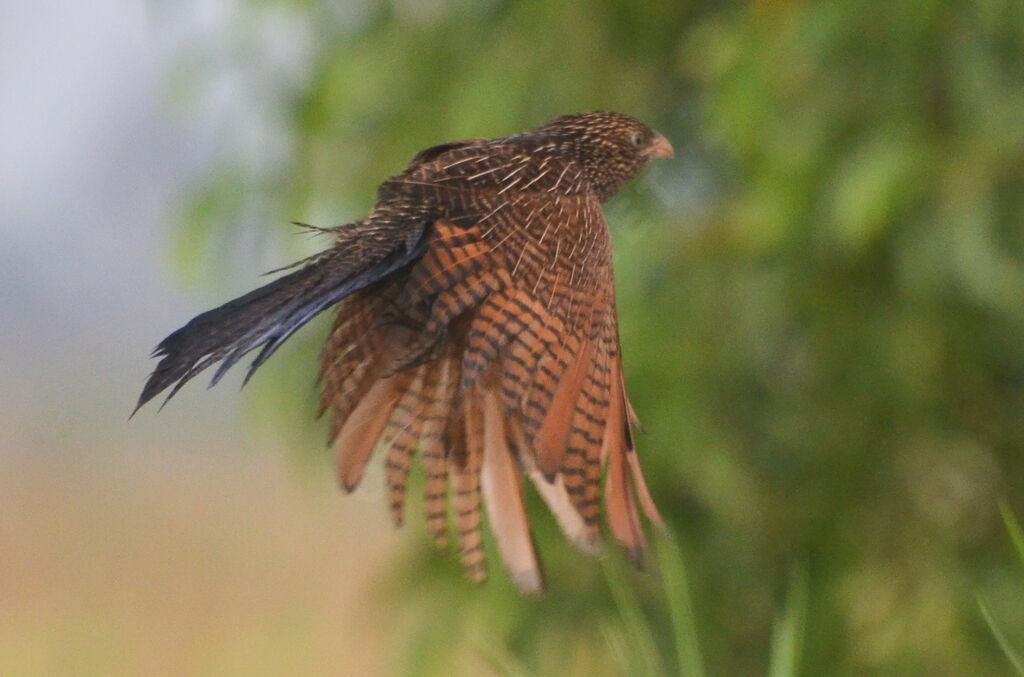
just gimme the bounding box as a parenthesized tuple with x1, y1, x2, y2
(136, 111, 673, 594)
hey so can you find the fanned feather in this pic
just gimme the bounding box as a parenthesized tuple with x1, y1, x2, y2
(480, 388, 543, 594)
(510, 419, 599, 556)
(421, 356, 456, 547)
(334, 374, 405, 491)
(382, 366, 428, 526)
(454, 394, 486, 582)
(535, 337, 593, 477)
(603, 371, 646, 561)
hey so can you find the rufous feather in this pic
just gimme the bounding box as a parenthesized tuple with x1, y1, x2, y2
(382, 366, 428, 526)
(603, 374, 646, 560)
(535, 338, 594, 476)
(334, 374, 403, 491)
(454, 394, 486, 582)
(510, 419, 599, 557)
(480, 388, 543, 594)
(420, 357, 456, 548)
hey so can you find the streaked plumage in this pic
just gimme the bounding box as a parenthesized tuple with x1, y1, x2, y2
(136, 111, 673, 593)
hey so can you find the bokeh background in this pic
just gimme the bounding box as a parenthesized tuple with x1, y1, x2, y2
(4, 0, 1024, 674)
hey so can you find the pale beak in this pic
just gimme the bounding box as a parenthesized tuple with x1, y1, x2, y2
(644, 132, 674, 159)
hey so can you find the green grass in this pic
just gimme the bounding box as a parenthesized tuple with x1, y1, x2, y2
(599, 533, 806, 677)
(768, 566, 808, 677)
(979, 502, 1024, 676)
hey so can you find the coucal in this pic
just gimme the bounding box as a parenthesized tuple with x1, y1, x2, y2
(136, 111, 673, 594)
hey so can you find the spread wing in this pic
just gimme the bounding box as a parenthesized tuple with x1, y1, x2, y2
(321, 143, 662, 593)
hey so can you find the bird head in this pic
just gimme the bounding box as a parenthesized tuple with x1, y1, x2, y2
(539, 111, 674, 201)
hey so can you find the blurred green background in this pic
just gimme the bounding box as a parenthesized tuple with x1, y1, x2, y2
(5, 0, 1024, 675)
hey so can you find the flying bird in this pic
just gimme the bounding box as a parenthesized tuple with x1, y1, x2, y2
(136, 111, 673, 594)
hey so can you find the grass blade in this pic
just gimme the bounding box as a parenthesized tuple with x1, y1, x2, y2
(654, 535, 706, 677)
(602, 554, 667, 676)
(978, 593, 1024, 676)
(999, 502, 1024, 569)
(473, 635, 535, 677)
(768, 565, 808, 677)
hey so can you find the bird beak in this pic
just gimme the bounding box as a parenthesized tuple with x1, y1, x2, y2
(644, 133, 674, 160)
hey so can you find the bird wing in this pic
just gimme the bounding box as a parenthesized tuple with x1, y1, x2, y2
(323, 144, 662, 592)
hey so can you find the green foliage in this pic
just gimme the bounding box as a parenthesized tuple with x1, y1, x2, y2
(168, 0, 1024, 673)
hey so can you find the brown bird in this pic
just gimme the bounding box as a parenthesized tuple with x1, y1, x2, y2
(136, 111, 673, 594)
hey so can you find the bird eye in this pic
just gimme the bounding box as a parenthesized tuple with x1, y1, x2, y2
(629, 131, 646, 148)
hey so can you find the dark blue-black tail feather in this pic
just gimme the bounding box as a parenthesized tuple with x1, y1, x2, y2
(133, 228, 428, 416)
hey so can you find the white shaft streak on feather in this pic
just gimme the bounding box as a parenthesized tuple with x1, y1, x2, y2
(564, 281, 576, 322)
(510, 207, 539, 278)
(441, 156, 480, 170)
(531, 267, 546, 297)
(551, 236, 562, 275)
(501, 162, 528, 183)
(391, 179, 459, 190)
(520, 167, 551, 191)
(547, 267, 561, 312)
(549, 164, 573, 193)
(536, 207, 554, 245)
(582, 201, 597, 265)
(477, 200, 510, 231)
(552, 201, 566, 240)
(465, 164, 507, 182)
(496, 175, 523, 195)
(434, 158, 521, 182)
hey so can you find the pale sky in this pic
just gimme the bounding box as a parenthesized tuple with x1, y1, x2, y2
(0, 0, 249, 445)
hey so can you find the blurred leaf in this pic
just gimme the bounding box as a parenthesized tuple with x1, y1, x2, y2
(830, 129, 924, 254)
